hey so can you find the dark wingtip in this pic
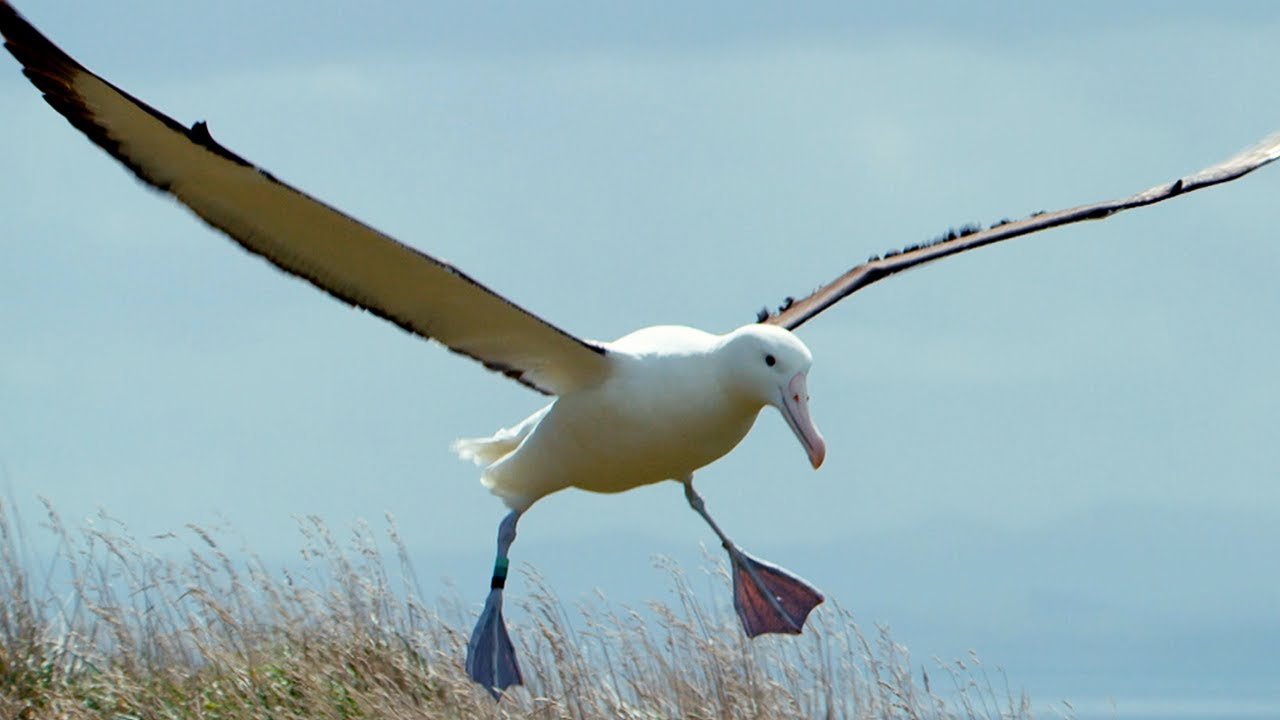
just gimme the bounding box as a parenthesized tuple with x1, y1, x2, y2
(0, 2, 191, 190)
(1, 2, 86, 90)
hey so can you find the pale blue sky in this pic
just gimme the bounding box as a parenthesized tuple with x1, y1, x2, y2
(2, 3, 1278, 715)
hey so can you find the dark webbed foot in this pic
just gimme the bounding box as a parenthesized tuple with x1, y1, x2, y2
(728, 547, 824, 636)
(466, 587, 523, 699)
(681, 477, 824, 637)
(468, 510, 524, 699)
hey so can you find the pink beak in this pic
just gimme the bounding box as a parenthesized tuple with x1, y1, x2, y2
(780, 372, 826, 469)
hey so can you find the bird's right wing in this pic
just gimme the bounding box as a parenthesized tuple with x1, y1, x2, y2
(0, 2, 611, 396)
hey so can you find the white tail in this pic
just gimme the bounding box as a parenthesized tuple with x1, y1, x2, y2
(452, 406, 549, 467)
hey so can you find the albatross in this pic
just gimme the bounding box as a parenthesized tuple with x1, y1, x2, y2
(3, 2, 1278, 699)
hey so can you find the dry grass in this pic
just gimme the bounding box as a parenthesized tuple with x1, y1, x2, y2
(0, 498, 1050, 719)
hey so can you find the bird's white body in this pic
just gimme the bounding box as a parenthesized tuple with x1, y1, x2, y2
(456, 324, 818, 510)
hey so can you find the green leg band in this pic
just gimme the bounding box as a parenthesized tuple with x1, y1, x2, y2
(491, 557, 509, 589)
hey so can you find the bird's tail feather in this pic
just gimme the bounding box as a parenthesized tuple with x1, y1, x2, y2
(452, 435, 520, 466)
(452, 406, 549, 467)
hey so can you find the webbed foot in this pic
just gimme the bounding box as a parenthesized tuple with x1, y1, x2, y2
(728, 548, 824, 636)
(465, 588, 523, 699)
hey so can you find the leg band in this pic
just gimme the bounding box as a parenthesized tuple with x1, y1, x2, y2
(491, 557, 509, 589)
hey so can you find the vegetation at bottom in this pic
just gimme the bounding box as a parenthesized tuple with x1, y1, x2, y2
(0, 499, 1054, 719)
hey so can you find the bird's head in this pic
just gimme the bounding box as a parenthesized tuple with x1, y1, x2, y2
(720, 324, 826, 469)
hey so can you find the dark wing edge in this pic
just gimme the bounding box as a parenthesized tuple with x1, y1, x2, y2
(762, 132, 1280, 331)
(0, 2, 609, 396)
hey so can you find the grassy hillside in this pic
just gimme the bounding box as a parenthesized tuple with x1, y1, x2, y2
(0, 499, 1045, 719)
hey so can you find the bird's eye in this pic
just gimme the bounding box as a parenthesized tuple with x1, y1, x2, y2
(765, 354, 776, 367)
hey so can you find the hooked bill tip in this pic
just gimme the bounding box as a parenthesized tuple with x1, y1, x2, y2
(807, 436, 826, 469)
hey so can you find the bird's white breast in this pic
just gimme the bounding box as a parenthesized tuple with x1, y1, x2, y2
(474, 326, 765, 509)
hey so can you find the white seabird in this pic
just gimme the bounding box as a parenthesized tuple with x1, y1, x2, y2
(2, 1, 1277, 699)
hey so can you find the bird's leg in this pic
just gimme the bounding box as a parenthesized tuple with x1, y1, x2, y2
(681, 477, 824, 637)
(466, 509, 524, 699)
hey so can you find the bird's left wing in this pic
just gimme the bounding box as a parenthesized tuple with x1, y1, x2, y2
(0, 2, 609, 396)
(760, 131, 1280, 331)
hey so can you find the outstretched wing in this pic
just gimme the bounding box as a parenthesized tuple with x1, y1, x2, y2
(762, 132, 1280, 330)
(0, 2, 610, 396)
